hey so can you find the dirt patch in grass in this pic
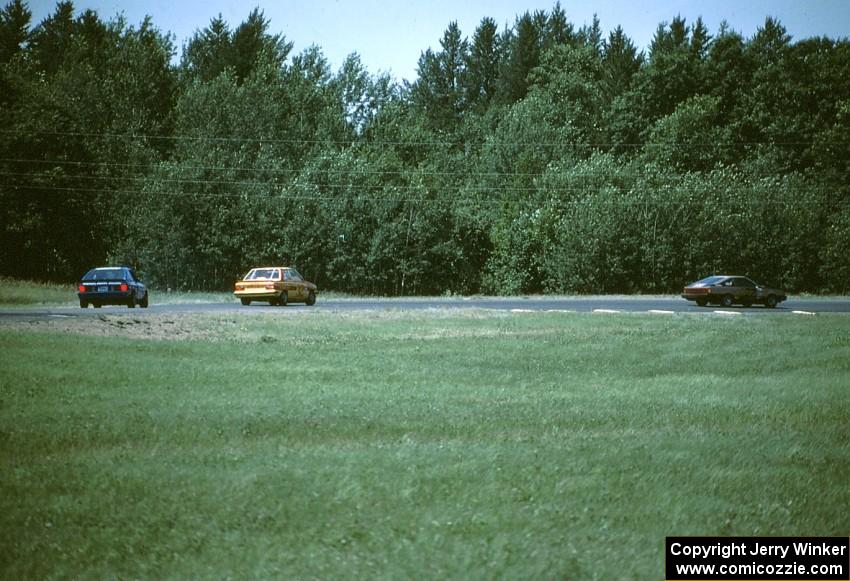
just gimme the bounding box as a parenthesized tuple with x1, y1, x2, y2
(0, 308, 528, 343)
(0, 313, 242, 342)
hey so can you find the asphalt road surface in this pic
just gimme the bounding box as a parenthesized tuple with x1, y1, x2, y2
(3, 296, 850, 321)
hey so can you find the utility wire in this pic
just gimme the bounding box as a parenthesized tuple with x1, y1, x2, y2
(2, 182, 836, 207)
(1, 129, 846, 148)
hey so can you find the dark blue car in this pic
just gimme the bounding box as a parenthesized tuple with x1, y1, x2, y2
(77, 266, 149, 308)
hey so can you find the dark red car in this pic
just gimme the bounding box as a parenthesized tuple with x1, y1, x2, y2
(682, 275, 786, 308)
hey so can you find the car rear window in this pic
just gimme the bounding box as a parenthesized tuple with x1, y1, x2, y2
(83, 268, 125, 281)
(245, 269, 279, 280)
(694, 276, 725, 285)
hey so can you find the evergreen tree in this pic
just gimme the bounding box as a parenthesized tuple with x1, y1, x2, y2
(497, 11, 542, 104)
(602, 25, 642, 98)
(0, 0, 29, 63)
(464, 17, 500, 112)
(411, 21, 469, 132)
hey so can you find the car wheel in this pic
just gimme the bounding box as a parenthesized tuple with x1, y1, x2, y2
(720, 295, 734, 308)
(306, 291, 316, 306)
(695, 298, 708, 307)
(240, 298, 251, 306)
(278, 291, 288, 306)
(79, 299, 88, 308)
(765, 295, 778, 308)
(140, 292, 149, 308)
(127, 296, 136, 308)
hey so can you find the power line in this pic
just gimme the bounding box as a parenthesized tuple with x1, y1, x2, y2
(0, 159, 602, 180)
(1, 157, 847, 183)
(2, 182, 837, 207)
(1, 129, 846, 148)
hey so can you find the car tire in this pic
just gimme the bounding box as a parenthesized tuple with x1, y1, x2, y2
(765, 295, 778, 308)
(79, 299, 88, 308)
(140, 292, 149, 308)
(127, 296, 136, 308)
(695, 298, 708, 307)
(278, 291, 288, 306)
(240, 298, 251, 306)
(306, 291, 316, 306)
(720, 295, 734, 308)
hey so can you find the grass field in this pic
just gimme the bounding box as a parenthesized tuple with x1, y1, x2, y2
(1, 309, 848, 579)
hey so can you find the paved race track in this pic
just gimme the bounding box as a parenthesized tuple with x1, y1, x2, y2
(3, 296, 849, 321)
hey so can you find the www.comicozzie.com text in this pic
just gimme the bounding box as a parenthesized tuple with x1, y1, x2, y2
(670, 541, 847, 560)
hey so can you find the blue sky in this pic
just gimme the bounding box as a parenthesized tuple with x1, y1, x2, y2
(26, 0, 850, 82)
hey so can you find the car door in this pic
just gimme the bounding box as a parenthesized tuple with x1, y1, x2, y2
(717, 278, 735, 301)
(280, 269, 296, 301)
(128, 269, 145, 301)
(289, 269, 307, 301)
(272, 269, 287, 300)
(732, 277, 756, 304)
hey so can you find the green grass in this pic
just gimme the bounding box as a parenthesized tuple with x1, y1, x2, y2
(0, 277, 78, 306)
(1, 311, 849, 579)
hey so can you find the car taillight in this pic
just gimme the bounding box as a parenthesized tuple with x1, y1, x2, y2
(78, 284, 86, 293)
(119, 283, 129, 292)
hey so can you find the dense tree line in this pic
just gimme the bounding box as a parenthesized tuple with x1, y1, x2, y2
(1, 1, 848, 293)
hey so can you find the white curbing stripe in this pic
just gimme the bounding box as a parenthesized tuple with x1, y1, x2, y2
(792, 310, 816, 316)
(713, 310, 742, 316)
(510, 309, 535, 313)
(648, 310, 675, 315)
(593, 309, 621, 314)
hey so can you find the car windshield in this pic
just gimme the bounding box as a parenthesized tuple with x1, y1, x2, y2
(245, 269, 279, 280)
(83, 268, 125, 281)
(692, 276, 726, 286)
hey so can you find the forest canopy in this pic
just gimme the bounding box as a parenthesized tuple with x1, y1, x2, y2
(2, 1, 849, 294)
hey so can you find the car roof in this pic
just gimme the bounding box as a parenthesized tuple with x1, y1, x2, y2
(248, 266, 292, 270)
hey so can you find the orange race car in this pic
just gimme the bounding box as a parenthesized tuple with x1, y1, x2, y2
(233, 267, 317, 306)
